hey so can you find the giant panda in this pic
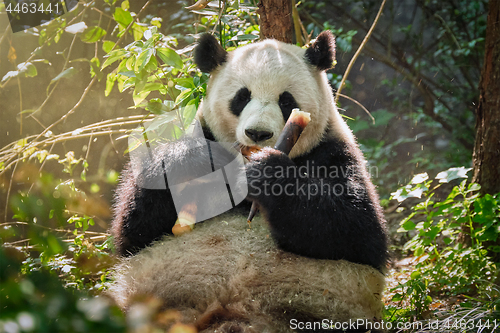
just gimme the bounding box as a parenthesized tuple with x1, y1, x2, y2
(109, 31, 388, 332)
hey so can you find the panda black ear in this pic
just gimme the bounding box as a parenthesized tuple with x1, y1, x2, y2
(305, 31, 336, 71)
(194, 34, 228, 73)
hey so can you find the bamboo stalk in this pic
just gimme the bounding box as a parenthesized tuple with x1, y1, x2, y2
(247, 109, 311, 223)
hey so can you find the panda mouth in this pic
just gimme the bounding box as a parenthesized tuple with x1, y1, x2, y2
(233, 142, 262, 160)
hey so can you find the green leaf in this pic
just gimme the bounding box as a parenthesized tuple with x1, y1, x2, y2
(143, 82, 164, 94)
(190, 9, 218, 16)
(134, 70, 147, 92)
(102, 49, 127, 69)
(467, 183, 481, 192)
(425, 226, 440, 240)
(1, 70, 20, 83)
(105, 73, 117, 96)
(146, 98, 166, 115)
(174, 88, 193, 106)
(102, 40, 116, 53)
(488, 245, 500, 253)
(144, 112, 178, 134)
(144, 56, 158, 73)
(172, 124, 184, 138)
(47, 67, 77, 94)
(411, 173, 428, 184)
(114, 7, 133, 28)
(175, 78, 196, 89)
(156, 48, 183, 69)
(90, 57, 102, 80)
(231, 34, 259, 41)
(435, 167, 472, 183)
(80, 26, 107, 43)
(132, 22, 148, 41)
(151, 17, 162, 28)
(20, 109, 36, 115)
(125, 56, 135, 70)
(118, 70, 135, 78)
(391, 184, 427, 202)
(133, 88, 150, 106)
(65, 22, 88, 34)
(17, 62, 37, 77)
(1, 62, 37, 82)
(135, 48, 155, 72)
(402, 219, 416, 231)
(182, 100, 197, 127)
(116, 58, 128, 73)
(52, 68, 77, 82)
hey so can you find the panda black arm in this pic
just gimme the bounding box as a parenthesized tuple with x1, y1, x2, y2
(245, 137, 388, 271)
(112, 136, 233, 256)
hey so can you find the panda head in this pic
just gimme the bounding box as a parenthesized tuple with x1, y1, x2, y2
(194, 31, 347, 158)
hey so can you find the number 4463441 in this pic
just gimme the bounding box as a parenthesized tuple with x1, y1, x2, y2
(6, 2, 61, 14)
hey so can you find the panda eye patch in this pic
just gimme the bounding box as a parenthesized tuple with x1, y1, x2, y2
(278, 91, 299, 121)
(230, 87, 251, 117)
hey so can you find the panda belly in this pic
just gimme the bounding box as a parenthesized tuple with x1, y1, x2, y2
(109, 212, 385, 332)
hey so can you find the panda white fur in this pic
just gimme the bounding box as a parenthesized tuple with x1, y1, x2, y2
(109, 31, 388, 332)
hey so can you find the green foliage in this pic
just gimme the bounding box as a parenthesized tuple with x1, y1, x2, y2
(300, 0, 488, 195)
(387, 167, 500, 326)
(102, 1, 259, 144)
(0, 1, 259, 332)
(347, 109, 414, 195)
(0, 247, 125, 332)
(103, 25, 200, 109)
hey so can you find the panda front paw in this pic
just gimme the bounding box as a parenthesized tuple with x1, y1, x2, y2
(245, 147, 295, 201)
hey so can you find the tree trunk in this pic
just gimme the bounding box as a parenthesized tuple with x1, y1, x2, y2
(472, 0, 500, 195)
(471, 0, 500, 262)
(258, 0, 293, 43)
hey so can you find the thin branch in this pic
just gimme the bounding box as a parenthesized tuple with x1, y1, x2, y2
(292, 0, 303, 46)
(336, 0, 387, 99)
(17, 76, 23, 135)
(28, 31, 79, 119)
(1, 129, 131, 174)
(0, 115, 154, 159)
(338, 93, 375, 124)
(0, 2, 87, 89)
(0, 221, 110, 237)
(358, 43, 474, 149)
(4, 159, 19, 222)
(27, 141, 55, 195)
(0, 21, 12, 48)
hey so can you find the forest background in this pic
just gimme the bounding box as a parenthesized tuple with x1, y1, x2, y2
(0, 0, 498, 332)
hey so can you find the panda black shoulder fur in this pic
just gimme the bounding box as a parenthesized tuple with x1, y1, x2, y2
(109, 31, 388, 332)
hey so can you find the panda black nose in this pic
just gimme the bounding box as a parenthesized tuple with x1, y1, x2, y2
(245, 129, 273, 143)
